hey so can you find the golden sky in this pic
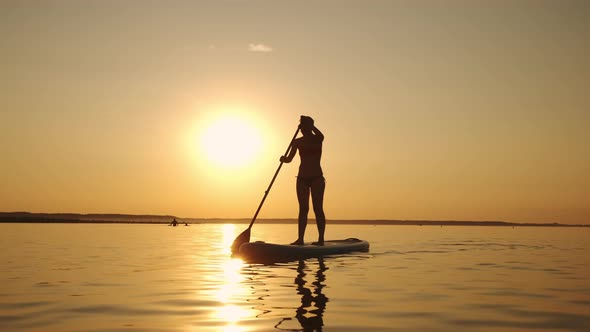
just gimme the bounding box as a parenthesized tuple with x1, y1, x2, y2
(1, 1, 588, 224)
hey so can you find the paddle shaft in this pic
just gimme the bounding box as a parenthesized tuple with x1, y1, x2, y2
(247, 127, 300, 230)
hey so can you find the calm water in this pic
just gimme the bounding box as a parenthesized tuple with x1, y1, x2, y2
(0, 223, 589, 332)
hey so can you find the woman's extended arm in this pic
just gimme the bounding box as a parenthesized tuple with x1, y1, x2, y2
(280, 140, 298, 163)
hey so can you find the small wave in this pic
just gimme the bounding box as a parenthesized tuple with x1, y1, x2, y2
(0, 301, 53, 310)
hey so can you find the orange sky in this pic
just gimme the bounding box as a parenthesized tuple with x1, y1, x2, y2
(1, 1, 588, 224)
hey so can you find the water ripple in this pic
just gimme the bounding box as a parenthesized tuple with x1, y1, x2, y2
(449, 307, 590, 331)
(1, 224, 588, 331)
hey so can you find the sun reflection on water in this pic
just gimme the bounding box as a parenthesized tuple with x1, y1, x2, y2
(216, 305, 251, 332)
(213, 224, 254, 332)
(217, 259, 246, 302)
(221, 224, 237, 255)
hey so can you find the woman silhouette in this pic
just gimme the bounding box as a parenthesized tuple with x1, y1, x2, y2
(280, 116, 326, 245)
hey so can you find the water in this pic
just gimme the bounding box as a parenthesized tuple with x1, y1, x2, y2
(1, 223, 589, 331)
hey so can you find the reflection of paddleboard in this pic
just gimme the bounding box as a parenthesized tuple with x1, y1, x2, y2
(237, 238, 369, 263)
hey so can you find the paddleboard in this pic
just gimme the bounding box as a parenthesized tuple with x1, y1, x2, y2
(236, 238, 369, 263)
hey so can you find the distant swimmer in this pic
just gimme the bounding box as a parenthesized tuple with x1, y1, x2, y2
(281, 116, 326, 246)
(170, 218, 178, 227)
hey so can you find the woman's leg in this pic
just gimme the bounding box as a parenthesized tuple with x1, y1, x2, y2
(293, 178, 310, 245)
(311, 177, 326, 245)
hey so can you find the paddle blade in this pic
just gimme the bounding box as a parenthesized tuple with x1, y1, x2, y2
(231, 228, 251, 254)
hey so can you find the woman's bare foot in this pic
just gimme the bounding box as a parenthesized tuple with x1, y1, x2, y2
(290, 239, 304, 245)
(312, 240, 324, 246)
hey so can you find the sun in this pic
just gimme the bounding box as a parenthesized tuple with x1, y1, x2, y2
(199, 115, 262, 169)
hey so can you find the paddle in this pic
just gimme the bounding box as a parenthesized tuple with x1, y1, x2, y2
(231, 126, 300, 254)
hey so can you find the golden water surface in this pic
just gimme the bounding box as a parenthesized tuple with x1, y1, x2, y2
(1, 223, 589, 331)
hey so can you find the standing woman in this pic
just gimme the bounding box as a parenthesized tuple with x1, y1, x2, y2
(280, 116, 326, 245)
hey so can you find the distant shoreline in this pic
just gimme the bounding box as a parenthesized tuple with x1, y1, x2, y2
(0, 212, 587, 227)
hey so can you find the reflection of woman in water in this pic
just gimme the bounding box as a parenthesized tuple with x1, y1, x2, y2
(295, 259, 328, 331)
(280, 116, 326, 246)
(275, 258, 329, 331)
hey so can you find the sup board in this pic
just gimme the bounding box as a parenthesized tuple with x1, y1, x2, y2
(236, 238, 369, 263)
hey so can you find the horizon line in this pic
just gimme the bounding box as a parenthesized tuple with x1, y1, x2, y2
(0, 211, 587, 227)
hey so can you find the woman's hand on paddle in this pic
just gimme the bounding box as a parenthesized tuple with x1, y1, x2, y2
(281, 140, 298, 163)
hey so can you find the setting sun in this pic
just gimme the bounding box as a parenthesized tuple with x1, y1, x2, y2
(199, 115, 263, 169)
